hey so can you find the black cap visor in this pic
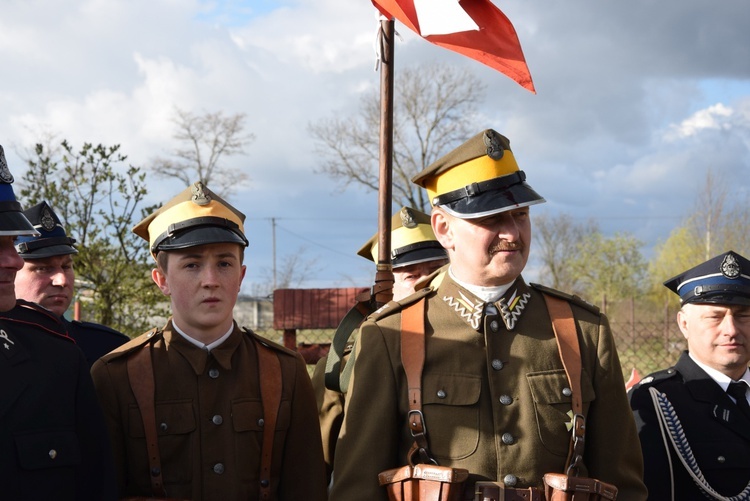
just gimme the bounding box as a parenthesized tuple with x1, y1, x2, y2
(438, 182, 545, 219)
(153, 225, 248, 254)
(393, 245, 448, 269)
(0, 210, 40, 237)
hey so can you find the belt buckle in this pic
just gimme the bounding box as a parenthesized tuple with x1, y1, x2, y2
(474, 481, 505, 501)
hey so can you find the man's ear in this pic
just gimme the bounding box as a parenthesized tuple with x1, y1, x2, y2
(677, 309, 689, 339)
(431, 208, 454, 251)
(152, 268, 170, 296)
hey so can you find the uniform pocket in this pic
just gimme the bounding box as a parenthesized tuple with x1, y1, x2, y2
(128, 400, 196, 484)
(232, 398, 292, 482)
(526, 369, 595, 456)
(15, 429, 81, 470)
(422, 373, 482, 460)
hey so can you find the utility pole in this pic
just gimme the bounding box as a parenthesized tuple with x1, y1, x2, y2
(271, 217, 277, 291)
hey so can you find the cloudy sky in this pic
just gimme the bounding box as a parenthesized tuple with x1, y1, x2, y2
(2, 0, 749, 294)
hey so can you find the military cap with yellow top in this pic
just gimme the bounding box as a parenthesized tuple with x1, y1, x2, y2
(133, 181, 248, 257)
(0, 145, 39, 237)
(412, 129, 545, 219)
(357, 206, 447, 268)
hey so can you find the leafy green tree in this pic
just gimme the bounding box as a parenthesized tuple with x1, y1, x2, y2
(18, 141, 166, 335)
(647, 172, 750, 307)
(571, 232, 647, 303)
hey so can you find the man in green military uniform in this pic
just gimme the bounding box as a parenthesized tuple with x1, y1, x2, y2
(329, 129, 646, 500)
(91, 181, 327, 500)
(312, 206, 448, 480)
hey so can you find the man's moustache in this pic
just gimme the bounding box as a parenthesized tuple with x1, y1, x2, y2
(489, 243, 524, 254)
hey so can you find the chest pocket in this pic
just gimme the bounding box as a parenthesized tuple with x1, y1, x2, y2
(422, 373, 482, 460)
(527, 369, 595, 456)
(231, 399, 291, 432)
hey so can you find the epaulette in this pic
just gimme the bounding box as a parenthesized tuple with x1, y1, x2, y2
(242, 327, 298, 358)
(368, 286, 434, 322)
(631, 367, 680, 390)
(0, 299, 71, 341)
(98, 328, 162, 362)
(530, 283, 600, 315)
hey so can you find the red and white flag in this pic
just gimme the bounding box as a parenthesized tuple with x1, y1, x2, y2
(372, 0, 535, 93)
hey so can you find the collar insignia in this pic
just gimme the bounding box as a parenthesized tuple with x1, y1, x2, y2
(443, 290, 483, 330)
(496, 288, 531, 330)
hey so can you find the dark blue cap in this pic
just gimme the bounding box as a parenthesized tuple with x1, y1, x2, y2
(664, 251, 750, 306)
(15, 202, 78, 259)
(0, 145, 39, 237)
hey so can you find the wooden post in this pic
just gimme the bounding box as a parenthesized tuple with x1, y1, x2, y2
(374, 17, 395, 306)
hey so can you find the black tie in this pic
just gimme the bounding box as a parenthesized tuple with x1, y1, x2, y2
(727, 382, 750, 419)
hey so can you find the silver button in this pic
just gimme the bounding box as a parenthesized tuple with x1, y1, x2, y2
(159, 422, 168, 432)
(212, 415, 223, 425)
(501, 433, 515, 445)
(491, 359, 504, 370)
(213, 463, 225, 474)
(503, 474, 517, 486)
(437, 390, 446, 399)
(717, 456, 726, 463)
(562, 387, 572, 397)
(209, 368, 220, 379)
(490, 320, 500, 332)
(48, 449, 57, 459)
(257, 418, 265, 427)
(499, 395, 513, 405)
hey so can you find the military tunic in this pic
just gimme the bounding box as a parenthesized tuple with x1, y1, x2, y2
(91, 319, 328, 501)
(63, 318, 129, 368)
(0, 301, 117, 501)
(330, 273, 646, 500)
(629, 351, 750, 500)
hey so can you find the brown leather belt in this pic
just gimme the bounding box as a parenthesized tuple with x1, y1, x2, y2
(472, 482, 544, 501)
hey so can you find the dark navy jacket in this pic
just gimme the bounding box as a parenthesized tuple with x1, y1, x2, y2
(0, 301, 117, 500)
(63, 318, 129, 368)
(629, 351, 750, 500)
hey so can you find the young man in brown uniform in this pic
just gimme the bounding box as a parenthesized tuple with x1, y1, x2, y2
(91, 181, 327, 500)
(329, 130, 647, 500)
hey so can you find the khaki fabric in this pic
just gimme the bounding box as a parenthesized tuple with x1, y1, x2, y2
(329, 275, 646, 501)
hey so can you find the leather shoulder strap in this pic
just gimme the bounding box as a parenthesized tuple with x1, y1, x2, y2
(542, 293, 585, 475)
(126, 344, 166, 498)
(257, 341, 282, 500)
(400, 297, 434, 465)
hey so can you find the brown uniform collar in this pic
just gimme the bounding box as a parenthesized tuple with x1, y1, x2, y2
(162, 320, 243, 374)
(438, 275, 533, 331)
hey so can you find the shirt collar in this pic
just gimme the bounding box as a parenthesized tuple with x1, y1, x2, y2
(689, 352, 750, 391)
(172, 321, 234, 351)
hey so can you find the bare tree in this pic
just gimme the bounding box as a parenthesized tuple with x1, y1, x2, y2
(151, 108, 255, 196)
(309, 63, 486, 211)
(534, 213, 598, 294)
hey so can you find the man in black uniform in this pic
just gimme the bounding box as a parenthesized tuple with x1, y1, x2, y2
(629, 250, 750, 500)
(14, 201, 129, 367)
(0, 145, 116, 500)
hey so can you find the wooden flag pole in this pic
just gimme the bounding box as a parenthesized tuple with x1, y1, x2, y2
(373, 17, 395, 306)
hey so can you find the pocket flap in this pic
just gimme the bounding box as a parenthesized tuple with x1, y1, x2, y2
(15, 429, 81, 470)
